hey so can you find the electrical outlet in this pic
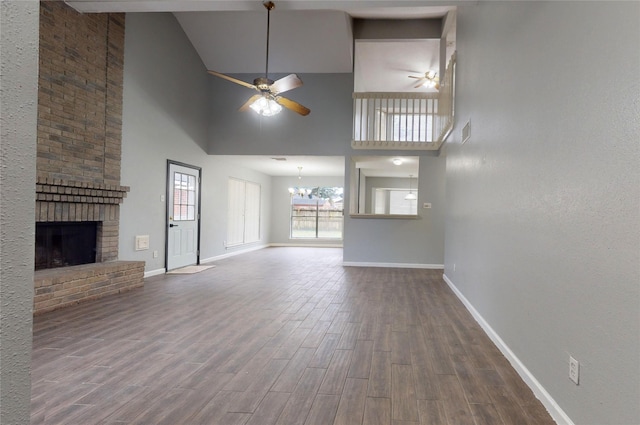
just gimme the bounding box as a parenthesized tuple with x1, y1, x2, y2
(569, 355, 579, 385)
(153, 250, 158, 258)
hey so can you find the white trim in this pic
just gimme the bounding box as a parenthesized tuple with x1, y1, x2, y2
(442, 273, 574, 425)
(200, 243, 268, 264)
(270, 243, 343, 248)
(342, 262, 444, 269)
(144, 268, 166, 278)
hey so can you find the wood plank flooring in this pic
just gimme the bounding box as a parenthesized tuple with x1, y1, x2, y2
(31, 247, 555, 425)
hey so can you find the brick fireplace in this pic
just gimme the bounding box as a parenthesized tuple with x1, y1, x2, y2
(33, 2, 144, 314)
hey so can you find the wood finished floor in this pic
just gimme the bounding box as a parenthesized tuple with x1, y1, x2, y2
(31, 247, 555, 425)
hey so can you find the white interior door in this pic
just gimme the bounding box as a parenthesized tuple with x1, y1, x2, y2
(167, 163, 200, 271)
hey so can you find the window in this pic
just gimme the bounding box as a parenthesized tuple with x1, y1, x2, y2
(173, 172, 196, 221)
(227, 178, 261, 246)
(290, 187, 343, 239)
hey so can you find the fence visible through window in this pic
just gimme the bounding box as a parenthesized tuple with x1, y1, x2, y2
(290, 187, 343, 239)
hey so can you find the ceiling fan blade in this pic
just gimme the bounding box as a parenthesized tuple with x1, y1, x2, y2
(207, 70, 257, 90)
(270, 74, 303, 95)
(408, 75, 423, 80)
(276, 96, 310, 116)
(414, 81, 426, 88)
(239, 94, 263, 112)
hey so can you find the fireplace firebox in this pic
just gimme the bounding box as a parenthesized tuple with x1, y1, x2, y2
(35, 222, 98, 270)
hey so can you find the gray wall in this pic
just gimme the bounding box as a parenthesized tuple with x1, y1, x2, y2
(344, 153, 446, 265)
(0, 2, 38, 423)
(207, 73, 354, 155)
(202, 64, 447, 266)
(120, 13, 272, 273)
(271, 175, 345, 246)
(120, 12, 446, 270)
(445, 2, 640, 424)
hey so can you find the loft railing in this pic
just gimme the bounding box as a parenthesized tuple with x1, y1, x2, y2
(435, 52, 456, 143)
(352, 53, 456, 151)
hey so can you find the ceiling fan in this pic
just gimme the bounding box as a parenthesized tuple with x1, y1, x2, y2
(207, 1, 310, 117)
(408, 71, 440, 90)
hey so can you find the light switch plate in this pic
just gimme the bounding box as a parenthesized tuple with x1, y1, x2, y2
(423, 203, 432, 209)
(569, 355, 579, 385)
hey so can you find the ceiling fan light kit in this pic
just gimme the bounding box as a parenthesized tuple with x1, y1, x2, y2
(249, 96, 282, 116)
(206, 1, 310, 117)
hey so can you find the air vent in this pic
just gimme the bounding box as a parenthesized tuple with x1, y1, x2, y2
(271, 157, 287, 161)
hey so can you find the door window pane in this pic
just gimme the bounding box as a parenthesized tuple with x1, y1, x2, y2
(173, 171, 197, 221)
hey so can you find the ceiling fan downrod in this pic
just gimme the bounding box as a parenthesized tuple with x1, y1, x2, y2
(263, 1, 275, 79)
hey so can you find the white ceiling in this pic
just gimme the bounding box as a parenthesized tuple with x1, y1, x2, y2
(65, 0, 451, 176)
(354, 39, 441, 92)
(67, 0, 450, 83)
(65, 1, 452, 17)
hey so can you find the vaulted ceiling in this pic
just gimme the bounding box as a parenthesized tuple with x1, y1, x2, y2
(65, 1, 454, 176)
(66, 0, 453, 92)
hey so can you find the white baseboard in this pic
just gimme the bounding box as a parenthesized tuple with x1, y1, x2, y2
(270, 243, 343, 248)
(201, 243, 341, 264)
(342, 262, 444, 269)
(200, 244, 268, 264)
(442, 273, 574, 425)
(144, 268, 166, 278)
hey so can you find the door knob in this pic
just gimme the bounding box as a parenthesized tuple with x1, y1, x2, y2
(169, 223, 179, 228)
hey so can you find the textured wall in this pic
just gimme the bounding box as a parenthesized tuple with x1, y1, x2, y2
(445, 2, 640, 423)
(0, 2, 39, 423)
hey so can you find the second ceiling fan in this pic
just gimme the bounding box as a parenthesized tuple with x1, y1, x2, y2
(207, 1, 310, 117)
(408, 71, 440, 90)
